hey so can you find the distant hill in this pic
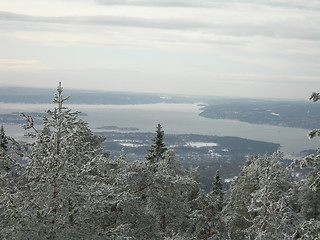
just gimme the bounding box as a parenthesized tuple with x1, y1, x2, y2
(0, 86, 200, 105)
(2, 86, 319, 130)
(199, 99, 320, 129)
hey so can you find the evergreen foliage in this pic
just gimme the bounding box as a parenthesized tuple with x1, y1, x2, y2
(146, 123, 168, 164)
(299, 171, 320, 221)
(295, 92, 320, 191)
(0, 84, 203, 239)
(299, 219, 320, 240)
(1, 85, 320, 239)
(290, 91, 320, 240)
(212, 170, 223, 212)
(224, 153, 300, 239)
(0, 125, 8, 152)
(1, 83, 108, 239)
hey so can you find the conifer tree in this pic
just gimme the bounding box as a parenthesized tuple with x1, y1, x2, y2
(0, 125, 13, 174)
(212, 170, 223, 212)
(299, 171, 320, 221)
(146, 123, 168, 164)
(0, 151, 21, 239)
(0, 125, 8, 152)
(292, 92, 320, 240)
(299, 219, 320, 240)
(208, 170, 225, 239)
(189, 171, 226, 240)
(224, 153, 298, 239)
(2, 83, 107, 239)
(146, 148, 200, 236)
(0, 84, 214, 239)
(294, 92, 320, 191)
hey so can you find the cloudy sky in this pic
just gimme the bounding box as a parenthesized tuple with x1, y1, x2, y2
(0, 0, 319, 99)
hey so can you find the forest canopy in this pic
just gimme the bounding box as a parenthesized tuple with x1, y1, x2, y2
(0, 84, 319, 240)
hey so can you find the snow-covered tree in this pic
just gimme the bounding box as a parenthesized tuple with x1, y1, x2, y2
(299, 219, 320, 240)
(299, 171, 320, 221)
(1, 83, 108, 239)
(6, 83, 313, 239)
(223, 155, 260, 239)
(208, 170, 225, 239)
(224, 153, 299, 239)
(78, 157, 160, 239)
(0, 84, 209, 239)
(189, 170, 226, 239)
(145, 149, 200, 237)
(294, 92, 320, 191)
(0, 136, 24, 239)
(295, 151, 320, 192)
(82, 149, 203, 239)
(289, 92, 320, 239)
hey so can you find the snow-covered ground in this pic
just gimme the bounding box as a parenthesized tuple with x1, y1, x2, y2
(185, 142, 218, 148)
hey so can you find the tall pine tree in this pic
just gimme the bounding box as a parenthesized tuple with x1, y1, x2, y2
(1, 83, 107, 239)
(146, 123, 168, 164)
(0, 125, 8, 152)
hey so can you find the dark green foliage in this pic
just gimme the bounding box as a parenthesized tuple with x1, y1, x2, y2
(146, 123, 168, 164)
(0, 125, 8, 152)
(212, 170, 223, 212)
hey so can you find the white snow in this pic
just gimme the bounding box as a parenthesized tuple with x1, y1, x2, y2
(186, 142, 218, 148)
(208, 150, 221, 157)
(114, 140, 147, 148)
(224, 177, 237, 183)
(159, 96, 172, 99)
(120, 143, 145, 147)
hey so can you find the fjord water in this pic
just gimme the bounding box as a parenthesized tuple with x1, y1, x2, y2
(2, 103, 319, 154)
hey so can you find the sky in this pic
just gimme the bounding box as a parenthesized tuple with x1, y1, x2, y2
(0, 0, 320, 99)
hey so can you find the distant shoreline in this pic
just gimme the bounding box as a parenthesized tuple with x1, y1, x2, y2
(199, 102, 320, 130)
(97, 125, 139, 131)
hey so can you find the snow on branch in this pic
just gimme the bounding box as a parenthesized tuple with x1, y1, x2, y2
(309, 92, 320, 102)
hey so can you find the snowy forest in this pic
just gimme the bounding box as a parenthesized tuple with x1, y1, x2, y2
(0, 84, 319, 240)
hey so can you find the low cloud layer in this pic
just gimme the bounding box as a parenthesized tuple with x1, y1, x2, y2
(96, 0, 320, 9)
(0, 59, 43, 71)
(1, 7, 319, 41)
(0, 0, 319, 99)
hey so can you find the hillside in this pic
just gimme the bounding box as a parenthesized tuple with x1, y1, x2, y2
(199, 99, 320, 129)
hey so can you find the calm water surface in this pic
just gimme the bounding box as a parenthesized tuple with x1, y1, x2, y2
(1, 103, 319, 154)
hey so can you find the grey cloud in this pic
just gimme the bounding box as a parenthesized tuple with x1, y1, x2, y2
(96, 0, 320, 10)
(95, 0, 206, 7)
(0, 11, 30, 21)
(1, 10, 320, 41)
(217, 22, 320, 41)
(0, 11, 211, 30)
